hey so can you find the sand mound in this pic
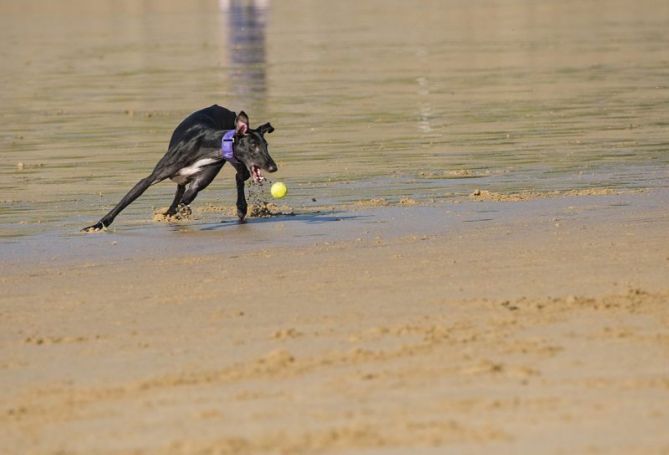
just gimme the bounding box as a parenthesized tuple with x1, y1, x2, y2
(152, 205, 194, 223)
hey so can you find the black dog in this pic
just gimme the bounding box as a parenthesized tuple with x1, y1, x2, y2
(82, 105, 277, 232)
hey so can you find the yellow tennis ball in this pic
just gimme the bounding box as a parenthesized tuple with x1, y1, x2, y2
(271, 181, 287, 199)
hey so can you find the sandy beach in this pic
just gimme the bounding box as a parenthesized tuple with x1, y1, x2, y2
(2, 190, 668, 454)
(3, 1, 669, 453)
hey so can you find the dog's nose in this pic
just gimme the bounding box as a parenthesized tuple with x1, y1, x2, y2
(267, 162, 277, 173)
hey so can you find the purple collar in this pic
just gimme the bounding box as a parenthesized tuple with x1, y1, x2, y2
(221, 130, 239, 165)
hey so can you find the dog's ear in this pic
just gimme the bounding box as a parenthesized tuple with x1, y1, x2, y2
(258, 122, 274, 135)
(235, 111, 249, 136)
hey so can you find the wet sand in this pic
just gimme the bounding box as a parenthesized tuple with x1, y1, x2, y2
(3, 0, 669, 235)
(2, 190, 669, 454)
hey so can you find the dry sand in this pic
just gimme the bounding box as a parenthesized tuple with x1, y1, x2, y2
(1, 190, 669, 454)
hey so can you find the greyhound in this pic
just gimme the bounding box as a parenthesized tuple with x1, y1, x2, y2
(82, 105, 277, 232)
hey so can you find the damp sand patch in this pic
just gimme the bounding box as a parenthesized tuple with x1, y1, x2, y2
(197, 204, 237, 217)
(249, 202, 295, 218)
(346, 197, 424, 212)
(196, 202, 296, 218)
(151, 180, 296, 223)
(468, 188, 628, 202)
(248, 180, 295, 218)
(152, 205, 196, 223)
(354, 198, 390, 208)
(420, 169, 492, 179)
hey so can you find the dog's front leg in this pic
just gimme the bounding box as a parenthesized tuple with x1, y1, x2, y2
(235, 170, 250, 222)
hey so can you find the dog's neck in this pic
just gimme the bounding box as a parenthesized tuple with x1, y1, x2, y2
(221, 130, 239, 164)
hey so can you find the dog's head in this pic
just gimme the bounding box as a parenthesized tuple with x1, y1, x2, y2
(233, 111, 277, 182)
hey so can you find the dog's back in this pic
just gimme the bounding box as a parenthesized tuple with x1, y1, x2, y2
(168, 104, 237, 149)
(155, 105, 237, 172)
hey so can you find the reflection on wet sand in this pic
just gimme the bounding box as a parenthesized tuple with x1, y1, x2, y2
(220, 0, 269, 104)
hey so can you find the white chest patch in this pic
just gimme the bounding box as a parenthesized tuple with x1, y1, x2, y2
(170, 158, 218, 184)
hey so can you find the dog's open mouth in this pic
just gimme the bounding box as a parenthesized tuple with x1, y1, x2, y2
(251, 165, 264, 183)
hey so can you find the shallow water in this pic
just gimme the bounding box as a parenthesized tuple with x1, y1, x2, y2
(1, 0, 669, 239)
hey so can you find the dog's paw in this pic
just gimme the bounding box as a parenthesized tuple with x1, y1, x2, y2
(81, 222, 106, 233)
(172, 204, 192, 217)
(236, 205, 247, 221)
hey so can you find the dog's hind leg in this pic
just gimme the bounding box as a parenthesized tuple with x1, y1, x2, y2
(179, 163, 224, 207)
(165, 184, 186, 216)
(81, 173, 166, 232)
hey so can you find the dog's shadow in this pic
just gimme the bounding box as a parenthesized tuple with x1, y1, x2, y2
(198, 211, 363, 231)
